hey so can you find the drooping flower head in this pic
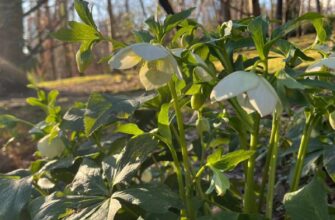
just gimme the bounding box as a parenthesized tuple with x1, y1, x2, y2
(109, 43, 182, 90)
(210, 71, 282, 117)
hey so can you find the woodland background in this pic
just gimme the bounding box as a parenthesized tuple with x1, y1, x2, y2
(0, 0, 332, 96)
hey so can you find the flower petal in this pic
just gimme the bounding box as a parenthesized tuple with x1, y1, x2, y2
(210, 71, 260, 101)
(306, 57, 335, 73)
(109, 46, 142, 69)
(167, 55, 183, 80)
(236, 94, 255, 114)
(139, 59, 174, 90)
(131, 43, 169, 61)
(247, 77, 280, 117)
(319, 57, 335, 70)
(171, 48, 184, 57)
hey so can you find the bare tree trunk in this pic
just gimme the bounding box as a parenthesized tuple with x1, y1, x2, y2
(107, 0, 115, 38)
(240, 0, 244, 18)
(159, 0, 175, 14)
(315, 0, 321, 13)
(220, 0, 231, 21)
(276, 0, 283, 24)
(250, 0, 261, 16)
(125, 0, 129, 13)
(60, 0, 72, 78)
(307, 0, 311, 12)
(139, 0, 147, 17)
(0, 0, 28, 95)
(45, 0, 57, 79)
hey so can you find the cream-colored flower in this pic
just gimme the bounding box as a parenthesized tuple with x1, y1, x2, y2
(210, 71, 282, 117)
(37, 134, 65, 159)
(306, 57, 335, 73)
(109, 43, 182, 90)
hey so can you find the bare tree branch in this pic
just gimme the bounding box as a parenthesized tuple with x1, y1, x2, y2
(23, 0, 48, 17)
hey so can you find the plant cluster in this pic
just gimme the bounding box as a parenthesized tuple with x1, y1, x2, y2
(0, 0, 335, 219)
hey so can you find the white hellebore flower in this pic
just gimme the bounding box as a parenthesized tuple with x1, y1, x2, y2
(306, 56, 335, 73)
(108, 43, 182, 90)
(210, 71, 282, 117)
(37, 134, 65, 159)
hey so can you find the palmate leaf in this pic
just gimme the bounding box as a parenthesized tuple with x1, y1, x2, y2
(102, 134, 159, 186)
(112, 184, 182, 214)
(28, 193, 108, 220)
(0, 175, 32, 220)
(84, 93, 138, 136)
(283, 177, 330, 220)
(68, 158, 108, 196)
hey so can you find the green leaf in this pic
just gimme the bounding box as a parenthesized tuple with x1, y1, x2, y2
(208, 150, 255, 171)
(283, 178, 330, 220)
(76, 40, 95, 73)
(158, 103, 172, 145)
(248, 16, 268, 60)
(134, 30, 154, 43)
(206, 165, 230, 196)
(29, 193, 106, 220)
(164, 8, 195, 33)
(52, 21, 100, 42)
(323, 147, 335, 182)
(272, 13, 327, 44)
(114, 123, 144, 136)
(61, 107, 85, 132)
(277, 71, 305, 90)
(298, 79, 335, 91)
(68, 158, 108, 196)
(84, 93, 138, 136)
(74, 0, 97, 28)
(199, 212, 265, 220)
(0, 114, 19, 129)
(0, 176, 32, 220)
(112, 184, 182, 214)
(102, 134, 159, 186)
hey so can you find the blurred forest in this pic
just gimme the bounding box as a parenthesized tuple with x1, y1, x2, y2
(0, 0, 333, 96)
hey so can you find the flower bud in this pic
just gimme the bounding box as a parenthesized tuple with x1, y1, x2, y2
(191, 93, 205, 110)
(37, 134, 65, 159)
(329, 111, 335, 130)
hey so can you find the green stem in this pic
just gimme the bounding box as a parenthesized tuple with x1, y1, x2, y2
(258, 113, 277, 210)
(290, 113, 317, 192)
(243, 113, 260, 213)
(152, 134, 187, 217)
(265, 112, 280, 219)
(169, 80, 195, 220)
(213, 47, 233, 73)
(197, 112, 207, 166)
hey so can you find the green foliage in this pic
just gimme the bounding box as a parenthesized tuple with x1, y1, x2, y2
(1, 2, 335, 219)
(284, 178, 330, 220)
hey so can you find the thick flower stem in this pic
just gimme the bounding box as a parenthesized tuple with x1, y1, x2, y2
(290, 113, 317, 192)
(169, 80, 195, 220)
(258, 113, 277, 210)
(265, 113, 280, 219)
(243, 113, 260, 213)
